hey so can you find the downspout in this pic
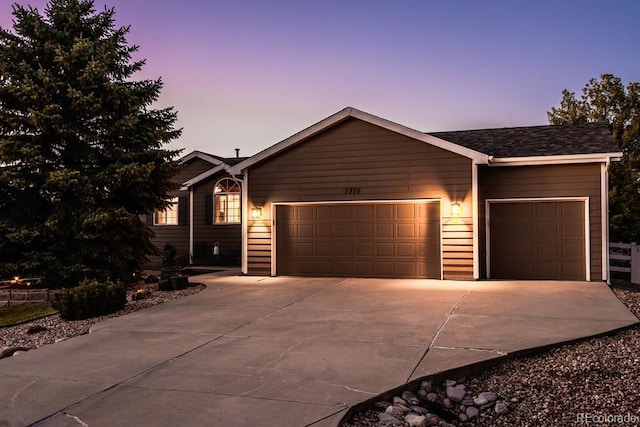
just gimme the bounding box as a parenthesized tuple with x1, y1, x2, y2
(189, 186, 194, 265)
(603, 157, 611, 284)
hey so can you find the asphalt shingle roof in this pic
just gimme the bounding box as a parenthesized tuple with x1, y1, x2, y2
(430, 122, 619, 158)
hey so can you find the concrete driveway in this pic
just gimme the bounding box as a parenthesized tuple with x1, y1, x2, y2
(1, 274, 637, 426)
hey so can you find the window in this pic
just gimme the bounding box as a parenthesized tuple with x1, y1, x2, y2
(214, 178, 241, 224)
(154, 197, 179, 225)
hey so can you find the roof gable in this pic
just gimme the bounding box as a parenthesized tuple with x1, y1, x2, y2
(231, 107, 489, 173)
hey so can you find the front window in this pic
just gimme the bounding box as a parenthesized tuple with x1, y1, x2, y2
(214, 178, 241, 224)
(154, 197, 179, 225)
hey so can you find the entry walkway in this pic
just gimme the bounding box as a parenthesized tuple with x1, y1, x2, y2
(1, 275, 637, 426)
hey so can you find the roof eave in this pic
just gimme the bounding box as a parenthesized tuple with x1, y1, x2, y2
(179, 150, 223, 166)
(180, 164, 229, 190)
(488, 152, 623, 166)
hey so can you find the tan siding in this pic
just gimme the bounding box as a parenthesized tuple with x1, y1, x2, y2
(479, 163, 602, 280)
(246, 118, 474, 279)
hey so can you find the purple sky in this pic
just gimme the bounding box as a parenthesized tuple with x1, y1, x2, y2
(2, 0, 640, 158)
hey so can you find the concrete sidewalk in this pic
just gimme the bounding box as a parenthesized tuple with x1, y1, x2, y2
(1, 275, 637, 426)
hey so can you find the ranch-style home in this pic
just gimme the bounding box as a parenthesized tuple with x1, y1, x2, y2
(146, 150, 246, 268)
(225, 107, 621, 281)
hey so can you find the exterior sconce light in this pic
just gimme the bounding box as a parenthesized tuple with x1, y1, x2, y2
(251, 206, 263, 219)
(451, 202, 462, 218)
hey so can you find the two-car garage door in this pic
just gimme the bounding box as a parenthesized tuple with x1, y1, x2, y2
(275, 201, 441, 279)
(488, 200, 587, 280)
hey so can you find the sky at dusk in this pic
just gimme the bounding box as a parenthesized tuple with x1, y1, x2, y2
(2, 0, 640, 159)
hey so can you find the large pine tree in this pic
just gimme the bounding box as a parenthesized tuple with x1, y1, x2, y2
(0, 0, 182, 287)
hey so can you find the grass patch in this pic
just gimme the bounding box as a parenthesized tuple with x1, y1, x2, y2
(0, 303, 58, 327)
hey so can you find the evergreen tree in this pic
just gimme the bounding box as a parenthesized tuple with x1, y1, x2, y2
(0, 0, 182, 287)
(548, 74, 640, 243)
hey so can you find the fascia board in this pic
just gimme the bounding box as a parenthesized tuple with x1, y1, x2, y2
(230, 107, 490, 174)
(180, 164, 227, 190)
(179, 150, 223, 166)
(489, 152, 623, 166)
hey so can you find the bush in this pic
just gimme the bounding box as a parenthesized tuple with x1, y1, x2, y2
(52, 279, 127, 320)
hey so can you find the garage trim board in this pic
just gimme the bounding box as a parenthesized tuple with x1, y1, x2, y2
(272, 199, 442, 279)
(485, 197, 590, 280)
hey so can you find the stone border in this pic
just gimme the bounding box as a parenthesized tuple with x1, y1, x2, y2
(337, 322, 639, 426)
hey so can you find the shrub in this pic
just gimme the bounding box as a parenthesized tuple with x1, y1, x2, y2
(52, 279, 127, 320)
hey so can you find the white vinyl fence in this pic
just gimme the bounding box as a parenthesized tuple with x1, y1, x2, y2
(609, 242, 640, 285)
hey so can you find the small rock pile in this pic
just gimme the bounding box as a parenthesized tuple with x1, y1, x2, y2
(355, 379, 511, 426)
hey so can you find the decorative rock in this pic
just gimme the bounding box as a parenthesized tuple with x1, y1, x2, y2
(393, 396, 409, 406)
(410, 405, 430, 415)
(385, 404, 405, 418)
(417, 389, 427, 398)
(480, 402, 496, 411)
(26, 325, 48, 334)
(443, 398, 454, 409)
(54, 337, 68, 343)
(474, 396, 489, 406)
(446, 385, 466, 402)
(421, 380, 432, 392)
(465, 406, 479, 419)
(461, 396, 474, 406)
(404, 413, 427, 427)
(379, 412, 403, 425)
(402, 390, 420, 405)
(478, 391, 498, 402)
(445, 379, 456, 387)
(374, 401, 391, 409)
(495, 400, 509, 415)
(425, 414, 440, 426)
(458, 413, 468, 422)
(426, 392, 438, 402)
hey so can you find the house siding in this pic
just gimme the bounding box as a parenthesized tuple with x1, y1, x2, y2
(245, 118, 474, 279)
(478, 163, 602, 280)
(192, 174, 242, 265)
(146, 156, 241, 269)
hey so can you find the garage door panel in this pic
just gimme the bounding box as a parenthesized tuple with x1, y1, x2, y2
(354, 243, 374, 256)
(298, 224, 314, 238)
(355, 224, 373, 238)
(376, 242, 394, 256)
(376, 224, 394, 238)
(316, 243, 333, 256)
(397, 223, 416, 238)
(277, 202, 441, 279)
(298, 206, 314, 220)
(298, 243, 314, 256)
(537, 222, 559, 238)
(397, 243, 416, 257)
(490, 201, 585, 280)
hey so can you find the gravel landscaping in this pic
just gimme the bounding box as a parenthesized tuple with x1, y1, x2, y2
(0, 282, 205, 357)
(343, 284, 640, 426)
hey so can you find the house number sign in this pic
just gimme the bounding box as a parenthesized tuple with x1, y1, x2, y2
(344, 187, 362, 195)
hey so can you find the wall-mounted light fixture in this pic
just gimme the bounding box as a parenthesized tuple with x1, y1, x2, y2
(451, 202, 462, 218)
(251, 206, 263, 219)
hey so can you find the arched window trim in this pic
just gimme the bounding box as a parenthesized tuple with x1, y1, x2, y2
(213, 178, 241, 224)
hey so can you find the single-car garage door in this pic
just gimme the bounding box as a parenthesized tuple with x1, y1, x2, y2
(488, 200, 586, 280)
(276, 201, 441, 278)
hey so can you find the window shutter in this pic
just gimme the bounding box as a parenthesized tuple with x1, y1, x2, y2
(205, 194, 213, 225)
(178, 197, 187, 226)
(146, 212, 154, 225)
